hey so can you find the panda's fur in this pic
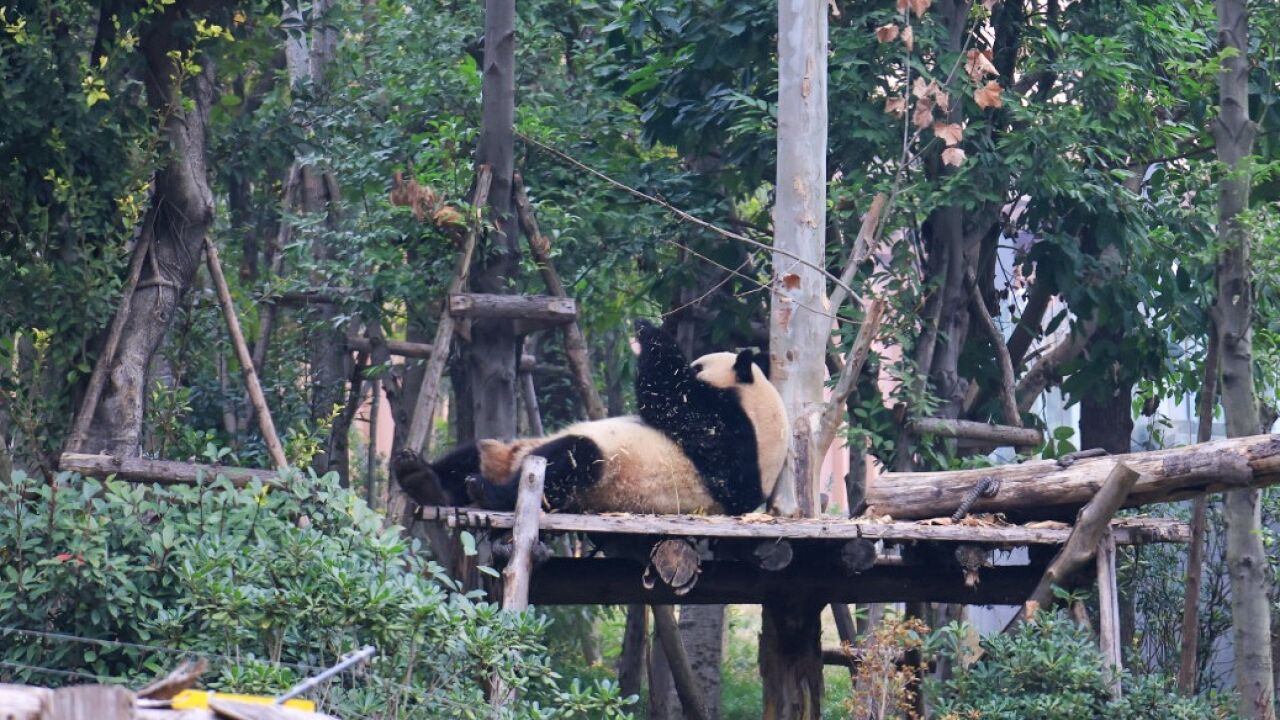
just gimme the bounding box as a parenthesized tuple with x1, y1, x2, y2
(392, 320, 788, 515)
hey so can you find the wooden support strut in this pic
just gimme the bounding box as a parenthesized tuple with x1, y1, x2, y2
(910, 417, 1042, 449)
(404, 165, 493, 457)
(205, 239, 290, 471)
(1097, 528, 1123, 699)
(1005, 462, 1139, 633)
(501, 455, 547, 611)
(651, 605, 712, 720)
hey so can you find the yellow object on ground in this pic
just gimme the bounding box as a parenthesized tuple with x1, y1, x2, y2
(170, 689, 316, 711)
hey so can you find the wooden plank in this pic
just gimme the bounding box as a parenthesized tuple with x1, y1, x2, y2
(528, 559, 1044, 605)
(60, 452, 287, 488)
(418, 506, 1188, 544)
(1097, 529, 1123, 698)
(866, 433, 1275, 520)
(42, 685, 132, 720)
(448, 293, 577, 324)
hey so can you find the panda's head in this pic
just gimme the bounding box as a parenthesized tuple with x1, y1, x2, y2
(690, 348, 789, 500)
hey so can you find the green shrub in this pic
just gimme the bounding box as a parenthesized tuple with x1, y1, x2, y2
(0, 469, 633, 719)
(929, 611, 1234, 720)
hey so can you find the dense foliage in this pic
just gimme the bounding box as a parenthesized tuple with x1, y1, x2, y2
(0, 468, 633, 718)
(930, 611, 1234, 720)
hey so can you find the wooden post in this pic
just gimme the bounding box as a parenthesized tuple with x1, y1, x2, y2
(652, 605, 711, 720)
(501, 455, 547, 611)
(1097, 529, 1122, 698)
(366, 374, 380, 509)
(204, 239, 290, 471)
(617, 604, 649, 702)
(1178, 331, 1218, 693)
(518, 337, 545, 436)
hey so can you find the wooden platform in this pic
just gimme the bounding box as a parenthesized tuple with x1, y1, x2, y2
(418, 506, 1188, 605)
(418, 506, 1189, 545)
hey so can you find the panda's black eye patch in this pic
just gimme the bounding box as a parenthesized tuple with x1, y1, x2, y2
(691, 363, 702, 373)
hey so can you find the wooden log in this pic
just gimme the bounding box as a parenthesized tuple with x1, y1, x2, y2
(205, 239, 290, 471)
(909, 417, 1042, 448)
(529, 559, 1045, 605)
(420, 506, 1189, 545)
(60, 452, 286, 488)
(644, 538, 702, 595)
(1178, 329, 1219, 693)
(652, 605, 711, 720)
(967, 271, 1022, 428)
(137, 658, 209, 700)
(839, 538, 878, 575)
(404, 165, 492, 456)
(513, 174, 607, 421)
(866, 434, 1274, 521)
(718, 538, 795, 571)
(1007, 462, 1139, 633)
(345, 337, 433, 359)
(501, 455, 547, 611)
(1097, 529, 1123, 698)
(66, 230, 153, 453)
(448, 293, 577, 325)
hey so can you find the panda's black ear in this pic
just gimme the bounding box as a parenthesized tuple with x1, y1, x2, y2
(734, 349, 757, 384)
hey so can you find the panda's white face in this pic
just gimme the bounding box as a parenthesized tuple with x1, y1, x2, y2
(690, 350, 788, 499)
(691, 352, 758, 388)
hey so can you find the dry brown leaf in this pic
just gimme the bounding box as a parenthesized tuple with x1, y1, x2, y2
(896, 0, 909, 13)
(912, 96, 935, 129)
(432, 205, 464, 227)
(974, 80, 1004, 109)
(965, 49, 998, 82)
(909, 0, 932, 17)
(942, 147, 967, 166)
(739, 512, 777, 524)
(933, 121, 964, 146)
(885, 96, 907, 116)
(875, 23, 899, 42)
(911, 76, 932, 99)
(919, 517, 954, 526)
(901, 24, 914, 51)
(934, 88, 951, 113)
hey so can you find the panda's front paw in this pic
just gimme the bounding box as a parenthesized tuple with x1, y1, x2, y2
(464, 475, 487, 506)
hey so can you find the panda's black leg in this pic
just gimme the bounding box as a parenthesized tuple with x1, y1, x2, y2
(392, 444, 481, 507)
(467, 434, 605, 511)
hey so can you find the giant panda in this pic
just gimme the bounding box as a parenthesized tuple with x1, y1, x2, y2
(392, 320, 788, 515)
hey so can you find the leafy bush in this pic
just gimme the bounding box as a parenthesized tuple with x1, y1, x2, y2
(0, 469, 633, 718)
(929, 611, 1234, 720)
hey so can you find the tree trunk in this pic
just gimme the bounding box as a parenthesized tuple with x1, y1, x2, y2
(284, 0, 349, 479)
(764, 0, 828, 715)
(1079, 355, 1134, 455)
(82, 20, 216, 456)
(468, 0, 520, 442)
(1213, 0, 1272, 714)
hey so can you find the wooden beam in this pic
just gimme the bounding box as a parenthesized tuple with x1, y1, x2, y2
(1008, 462, 1139, 633)
(60, 453, 286, 488)
(345, 337, 433, 359)
(652, 606, 711, 720)
(527, 559, 1046, 606)
(449, 293, 577, 325)
(910, 417, 1042, 448)
(866, 434, 1274, 520)
(419, 506, 1188, 545)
